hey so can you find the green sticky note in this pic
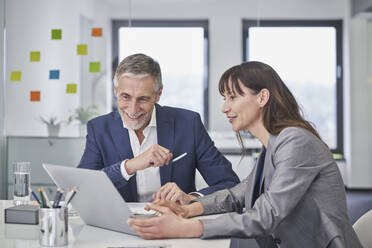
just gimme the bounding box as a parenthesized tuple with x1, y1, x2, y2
(51, 29, 62, 40)
(10, 71, 22, 81)
(66, 84, 77, 94)
(89, 62, 100, 72)
(30, 51, 40, 62)
(77, 44, 88, 55)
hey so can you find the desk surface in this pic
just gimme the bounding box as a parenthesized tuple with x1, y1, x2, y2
(0, 200, 230, 248)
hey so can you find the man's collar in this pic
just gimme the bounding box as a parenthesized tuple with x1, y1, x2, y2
(122, 106, 157, 130)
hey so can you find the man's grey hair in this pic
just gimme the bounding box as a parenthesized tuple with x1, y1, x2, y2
(113, 53, 163, 93)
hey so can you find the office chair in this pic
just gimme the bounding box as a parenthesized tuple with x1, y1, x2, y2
(353, 209, 372, 247)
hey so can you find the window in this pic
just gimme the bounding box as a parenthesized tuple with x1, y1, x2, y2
(112, 20, 209, 127)
(243, 20, 343, 155)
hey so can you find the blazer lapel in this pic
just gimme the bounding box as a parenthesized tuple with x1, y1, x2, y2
(247, 147, 266, 208)
(109, 111, 137, 201)
(246, 150, 261, 207)
(155, 104, 175, 185)
(263, 134, 276, 189)
(109, 111, 134, 160)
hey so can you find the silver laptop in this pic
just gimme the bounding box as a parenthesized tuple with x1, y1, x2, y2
(43, 163, 155, 235)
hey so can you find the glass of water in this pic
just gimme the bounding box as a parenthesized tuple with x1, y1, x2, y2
(13, 162, 31, 205)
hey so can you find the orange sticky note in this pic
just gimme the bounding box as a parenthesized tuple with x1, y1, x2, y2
(92, 27, 102, 37)
(30, 91, 40, 102)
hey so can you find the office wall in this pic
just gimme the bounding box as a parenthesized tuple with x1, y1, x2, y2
(0, 0, 6, 199)
(5, 0, 109, 137)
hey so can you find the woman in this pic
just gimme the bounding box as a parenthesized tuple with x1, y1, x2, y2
(127, 61, 362, 248)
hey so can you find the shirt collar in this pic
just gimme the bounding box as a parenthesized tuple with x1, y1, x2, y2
(122, 107, 157, 130)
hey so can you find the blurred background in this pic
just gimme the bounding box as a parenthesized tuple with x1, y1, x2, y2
(1, 0, 372, 201)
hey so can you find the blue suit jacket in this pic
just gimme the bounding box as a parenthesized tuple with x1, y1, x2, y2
(78, 104, 240, 202)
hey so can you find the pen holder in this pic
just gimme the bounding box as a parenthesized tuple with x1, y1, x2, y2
(39, 207, 68, 247)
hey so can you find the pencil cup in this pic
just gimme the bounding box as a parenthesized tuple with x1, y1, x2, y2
(39, 207, 68, 247)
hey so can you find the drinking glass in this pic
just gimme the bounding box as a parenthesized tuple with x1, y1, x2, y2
(13, 162, 31, 205)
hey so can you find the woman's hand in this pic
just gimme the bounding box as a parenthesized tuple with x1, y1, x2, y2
(147, 199, 189, 217)
(127, 204, 204, 239)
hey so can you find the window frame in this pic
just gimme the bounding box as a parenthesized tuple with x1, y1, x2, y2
(112, 20, 210, 129)
(242, 19, 344, 155)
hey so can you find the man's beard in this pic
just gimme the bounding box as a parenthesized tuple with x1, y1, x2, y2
(119, 109, 151, 131)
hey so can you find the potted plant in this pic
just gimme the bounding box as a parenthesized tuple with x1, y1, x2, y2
(68, 105, 98, 136)
(40, 116, 61, 137)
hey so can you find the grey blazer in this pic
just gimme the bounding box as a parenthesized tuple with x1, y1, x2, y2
(197, 127, 362, 248)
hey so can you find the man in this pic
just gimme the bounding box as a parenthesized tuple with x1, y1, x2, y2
(78, 53, 239, 204)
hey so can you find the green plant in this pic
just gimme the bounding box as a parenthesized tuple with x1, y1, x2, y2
(40, 115, 60, 125)
(68, 105, 98, 125)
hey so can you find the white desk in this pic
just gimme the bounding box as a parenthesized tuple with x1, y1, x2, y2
(0, 200, 230, 248)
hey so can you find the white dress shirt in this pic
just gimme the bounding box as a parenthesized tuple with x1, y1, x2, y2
(119, 108, 161, 202)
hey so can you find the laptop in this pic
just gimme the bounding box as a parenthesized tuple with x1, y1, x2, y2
(43, 163, 156, 235)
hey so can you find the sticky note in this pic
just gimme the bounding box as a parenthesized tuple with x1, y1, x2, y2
(66, 84, 77, 94)
(92, 27, 103, 37)
(77, 44, 88, 55)
(10, 71, 21, 81)
(51, 29, 62, 40)
(49, 70, 60, 80)
(30, 51, 40, 62)
(89, 62, 100, 72)
(30, 91, 40, 102)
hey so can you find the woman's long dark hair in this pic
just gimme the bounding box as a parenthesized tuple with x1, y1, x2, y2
(219, 61, 322, 153)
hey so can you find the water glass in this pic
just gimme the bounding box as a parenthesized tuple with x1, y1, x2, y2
(13, 162, 31, 206)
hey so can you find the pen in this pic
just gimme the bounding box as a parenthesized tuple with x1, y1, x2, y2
(29, 187, 41, 205)
(63, 187, 78, 208)
(52, 188, 61, 208)
(38, 188, 45, 208)
(53, 189, 64, 208)
(172, 152, 187, 163)
(41, 188, 52, 208)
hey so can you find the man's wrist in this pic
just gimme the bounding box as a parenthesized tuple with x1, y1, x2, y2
(124, 159, 136, 175)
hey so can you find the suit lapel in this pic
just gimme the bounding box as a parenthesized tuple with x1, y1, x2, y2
(109, 111, 134, 160)
(156, 104, 175, 185)
(109, 111, 137, 201)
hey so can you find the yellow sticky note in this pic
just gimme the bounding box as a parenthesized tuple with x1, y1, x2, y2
(77, 44, 88, 55)
(89, 62, 100, 72)
(10, 71, 22, 81)
(66, 84, 77, 94)
(30, 51, 40, 62)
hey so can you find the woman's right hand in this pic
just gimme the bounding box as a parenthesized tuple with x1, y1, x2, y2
(147, 199, 204, 218)
(147, 199, 189, 217)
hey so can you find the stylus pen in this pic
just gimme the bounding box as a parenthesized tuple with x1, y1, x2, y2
(172, 152, 187, 163)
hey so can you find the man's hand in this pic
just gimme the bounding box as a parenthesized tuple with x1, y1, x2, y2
(125, 144, 173, 175)
(152, 182, 197, 205)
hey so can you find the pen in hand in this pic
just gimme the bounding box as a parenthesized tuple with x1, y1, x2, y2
(172, 152, 187, 163)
